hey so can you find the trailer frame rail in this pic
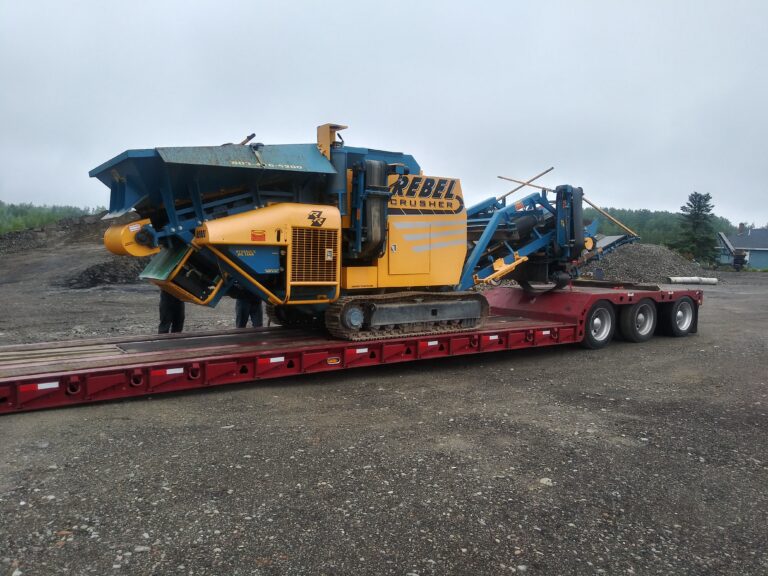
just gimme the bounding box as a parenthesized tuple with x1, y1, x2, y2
(0, 285, 703, 414)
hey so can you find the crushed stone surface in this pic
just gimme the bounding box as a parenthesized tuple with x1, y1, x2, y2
(0, 213, 767, 574)
(0, 273, 766, 575)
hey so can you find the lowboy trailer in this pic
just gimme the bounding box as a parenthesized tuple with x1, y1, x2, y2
(0, 282, 702, 415)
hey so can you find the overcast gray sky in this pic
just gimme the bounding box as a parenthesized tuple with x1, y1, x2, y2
(1, 1, 766, 225)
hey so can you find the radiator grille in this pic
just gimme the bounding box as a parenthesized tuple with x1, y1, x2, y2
(291, 227, 338, 283)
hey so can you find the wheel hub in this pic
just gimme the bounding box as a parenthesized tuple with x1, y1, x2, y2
(591, 309, 611, 340)
(635, 304, 654, 336)
(675, 302, 693, 331)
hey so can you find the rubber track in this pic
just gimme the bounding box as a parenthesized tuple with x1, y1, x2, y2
(324, 291, 489, 341)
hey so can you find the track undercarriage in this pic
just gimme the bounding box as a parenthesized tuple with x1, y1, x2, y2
(269, 292, 489, 341)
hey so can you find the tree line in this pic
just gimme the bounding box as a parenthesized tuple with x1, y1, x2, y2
(584, 194, 736, 248)
(0, 201, 102, 235)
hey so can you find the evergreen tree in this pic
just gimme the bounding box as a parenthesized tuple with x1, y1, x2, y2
(676, 192, 717, 262)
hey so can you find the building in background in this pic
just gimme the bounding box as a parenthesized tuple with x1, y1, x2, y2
(717, 224, 768, 269)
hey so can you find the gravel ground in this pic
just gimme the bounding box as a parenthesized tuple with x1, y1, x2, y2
(1, 235, 767, 575)
(580, 243, 714, 284)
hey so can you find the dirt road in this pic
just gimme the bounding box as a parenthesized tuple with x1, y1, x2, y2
(1, 241, 766, 574)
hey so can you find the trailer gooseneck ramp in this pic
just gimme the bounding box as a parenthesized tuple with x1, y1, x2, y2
(0, 285, 703, 415)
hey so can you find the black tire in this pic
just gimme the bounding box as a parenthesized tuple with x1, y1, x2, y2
(619, 298, 657, 343)
(663, 296, 696, 337)
(581, 301, 616, 349)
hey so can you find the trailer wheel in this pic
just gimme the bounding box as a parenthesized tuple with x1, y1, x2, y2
(581, 301, 616, 349)
(619, 298, 657, 343)
(664, 296, 695, 337)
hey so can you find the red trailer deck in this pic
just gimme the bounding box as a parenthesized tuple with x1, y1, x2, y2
(0, 283, 703, 414)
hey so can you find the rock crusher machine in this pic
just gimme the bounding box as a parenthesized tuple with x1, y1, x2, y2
(92, 124, 603, 340)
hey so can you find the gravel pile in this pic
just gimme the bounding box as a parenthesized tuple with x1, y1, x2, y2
(54, 212, 116, 242)
(63, 256, 150, 288)
(0, 228, 58, 255)
(0, 211, 137, 255)
(580, 243, 711, 283)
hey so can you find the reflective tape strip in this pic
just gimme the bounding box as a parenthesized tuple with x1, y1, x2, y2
(393, 219, 463, 230)
(412, 239, 466, 253)
(37, 381, 60, 390)
(19, 382, 59, 393)
(151, 367, 184, 376)
(403, 228, 465, 241)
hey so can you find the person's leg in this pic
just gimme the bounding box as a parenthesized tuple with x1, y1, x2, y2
(250, 300, 263, 327)
(235, 299, 249, 328)
(158, 292, 173, 333)
(171, 299, 185, 333)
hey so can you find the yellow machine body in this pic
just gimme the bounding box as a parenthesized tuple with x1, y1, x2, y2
(342, 174, 467, 290)
(193, 203, 342, 305)
(146, 178, 467, 306)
